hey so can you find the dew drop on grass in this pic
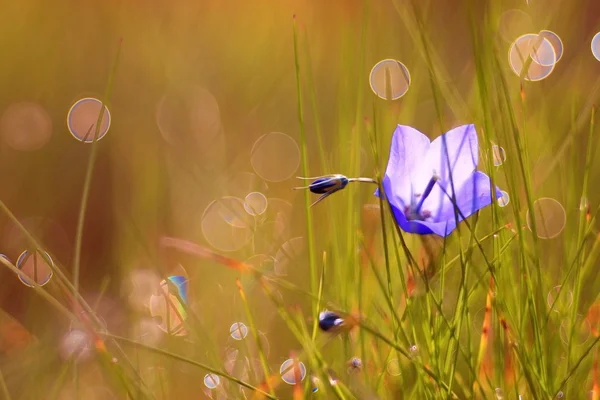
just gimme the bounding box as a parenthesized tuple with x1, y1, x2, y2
(16, 249, 53, 287)
(409, 344, 419, 357)
(592, 32, 600, 61)
(580, 196, 589, 211)
(244, 192, 268, 216)
(0, 101, 52, 151)
(204, 373, 221, 389)
(67, 97, 111, 142)
(369, 59, 411, 100)
(526, 197, 566, 239)
(229, 322, 248, 340)
(556, 391, 564, 398)
(497, 191, 510, 207)
(508, 34, 556, 81)
(310, 375, 320, 392)
(495, 388, 504, 399)
(492, 145, 506, 166)
(547, 285, 573, 314)
(280, 358, 306, 384)
(327, 369, 339, 385)
(250, 132, 300, 182)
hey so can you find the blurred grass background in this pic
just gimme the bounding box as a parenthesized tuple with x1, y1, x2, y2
(0, 0, 600, 398)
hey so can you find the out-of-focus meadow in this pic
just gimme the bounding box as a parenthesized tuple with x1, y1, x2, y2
(1, 0, 600, 398)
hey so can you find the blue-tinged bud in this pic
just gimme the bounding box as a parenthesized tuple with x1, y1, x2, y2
(318, 310, 344, 332)
(294, 174, 376, 207)
(308, 175, 349, 194)
(347, 356, 363, 372)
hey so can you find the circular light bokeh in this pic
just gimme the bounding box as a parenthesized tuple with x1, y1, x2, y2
(526, 197, 566, 239)
(497, 191, 510, 207)
(201, 197, 255, 252)
(244, 254, 275, 272)
(67, 98, 111, 142)
(369, 59, 410, 100)
(492, 145, 506, 166)
(0, 102, 52, 151)
(498, 9, 534, 43)
(547, 285, 573, 314)
(204, 373, 221, 389)
(274, 237, 304, 276)
(592, 32, 600, 62)
(59, 329, 92, 362)
(229, 322, 249, 341)
(560, 314, 591, 346)
(280, 359, 306, 385)
(244, 192, 268, 216)
(126, 269, 162, 311)
(538, 30, 564, 64)
(386, 358, 401, 376)
(250, 132, 300, 182)
(148, 279, 188, 336)
(156, 86, 221, 146)
(508, 34, 556, 81)
(16, 249, 53, 287)
(369, 59, 411, 100)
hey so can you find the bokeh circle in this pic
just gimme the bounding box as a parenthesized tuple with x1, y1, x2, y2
(67, 98, 111, 142)
(369, 59, 411, 100)
(250, 132, 300, 182)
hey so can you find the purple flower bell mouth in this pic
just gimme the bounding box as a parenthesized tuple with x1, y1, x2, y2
(376, 124, 502, 237)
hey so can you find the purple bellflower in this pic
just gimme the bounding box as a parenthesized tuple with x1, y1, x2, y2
(376, 124, 502, 237)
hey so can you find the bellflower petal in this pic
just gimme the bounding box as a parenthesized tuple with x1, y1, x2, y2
(384, 181, 458, 236)
(379, 123, 502, 237)
(437, 171, 502, 222)
(421, 124, 478, 192)
(382, 125, 431, 205)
